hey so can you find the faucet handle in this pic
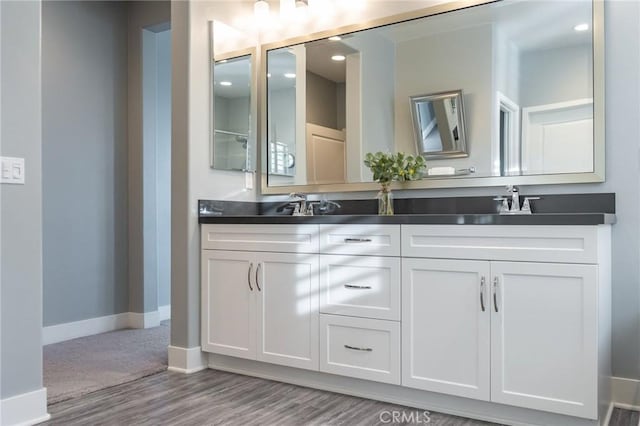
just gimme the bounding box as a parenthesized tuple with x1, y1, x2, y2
(521, 197, 541, 214)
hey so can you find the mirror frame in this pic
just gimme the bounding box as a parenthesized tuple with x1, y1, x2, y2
(410, 90, 469, 160)
(210, 21, 258, 172)
(259, 0, 605, 195)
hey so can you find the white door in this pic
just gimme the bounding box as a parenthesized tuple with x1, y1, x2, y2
(491, 261, 598, 419)
(306, 123, 346, 184)
(256, 252, 320, 371)
(201, 250, 257, 360)
(402, 258, 491, 401)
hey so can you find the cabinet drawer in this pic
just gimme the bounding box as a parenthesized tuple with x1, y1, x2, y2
(320, 314, 400, 385)
(202, 224, 319, 253)
(320, 255, 400, 321)
(320, 225, 400, 256)
(402, 225, 599, 264)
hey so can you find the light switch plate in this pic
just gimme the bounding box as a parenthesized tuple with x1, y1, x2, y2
(1, 157, 25, 184)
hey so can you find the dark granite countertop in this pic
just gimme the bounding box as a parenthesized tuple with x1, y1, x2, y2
(198, 213, 615, 226)
(198, 193, 616, 226)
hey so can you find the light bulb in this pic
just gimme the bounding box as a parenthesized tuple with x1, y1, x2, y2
(254, 0, 270, 20)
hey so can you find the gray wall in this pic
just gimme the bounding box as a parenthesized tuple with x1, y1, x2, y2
(128, 1, 171, 315)
(306, 71, 341, 130)
(42, 1, 129, 327)
(520, 44, 593, 108)
(1, 0, 44, 398)
(156, 29, 172, 309)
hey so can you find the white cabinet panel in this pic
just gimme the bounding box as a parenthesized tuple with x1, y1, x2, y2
(320, 255, 400, 321)
(491, 261, 598, 419)
(202, 224, 319, 253)
(201, 250, 256, 359)
(256, 252, 320, 371)
(320, 224, 400, 257)
(402, 225, 599, 264)
(402, 258, 491, 401)
(320, 314, 400, 385)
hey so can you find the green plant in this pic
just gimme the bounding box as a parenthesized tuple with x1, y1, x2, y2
(363, 152, 426, 185)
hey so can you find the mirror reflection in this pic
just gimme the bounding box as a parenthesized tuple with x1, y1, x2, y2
(266, 0, 594, 187)
(410, 90, 468, 161)
(212, 54, 253, 171)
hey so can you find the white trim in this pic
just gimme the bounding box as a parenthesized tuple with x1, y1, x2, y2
(168, 345, 207, 374)
(611, 377, 640, 410)
(43, 313, 131, 345)
(1, 388, 50, 426)
(159, 304, 171, 321)
(43, 310, 169, 345)
(128, 311, 160, 329)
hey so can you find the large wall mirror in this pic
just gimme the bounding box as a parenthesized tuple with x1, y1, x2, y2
(211, 48, 256, 172)
(261, 0, 603, 193)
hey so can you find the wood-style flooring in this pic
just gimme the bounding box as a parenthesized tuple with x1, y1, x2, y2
(46, 369, 639, 426)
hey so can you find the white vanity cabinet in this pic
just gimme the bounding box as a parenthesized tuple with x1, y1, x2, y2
(401, 225, 610, 420)
(201, 225, 320, 371)
(318, 224, 402, 385)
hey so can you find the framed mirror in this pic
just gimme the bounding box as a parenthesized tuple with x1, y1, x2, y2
(260, 0, 603, 194)
(410, 90, 468, 160)
(211, 49, 256, 172)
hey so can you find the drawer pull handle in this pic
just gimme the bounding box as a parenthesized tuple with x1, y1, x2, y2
(493, 276, 499, 313)
(255, 263, 262, 292)
(344, 284, 372, 290)
(344, 238, 372, 243)
(247, 263, 254, 291)
(344, 345, 373, 352)
(480, 276, 486, 312)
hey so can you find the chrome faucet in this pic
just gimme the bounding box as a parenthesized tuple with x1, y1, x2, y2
(494, 186, 540, 215)
(289, 193, 308, 216)
(507, 185, 520, 213)
(307, 199, 341, 215)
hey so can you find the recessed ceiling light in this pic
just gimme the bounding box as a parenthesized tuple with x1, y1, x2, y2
(331, 55, 346, 62)
(574, 23, 589, 32)
(284, 73, 296, 79)
(220, 81, 233, 86)
(328, 36, 342, 41)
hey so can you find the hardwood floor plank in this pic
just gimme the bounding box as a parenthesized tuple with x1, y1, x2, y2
(46, 369, 502, 426)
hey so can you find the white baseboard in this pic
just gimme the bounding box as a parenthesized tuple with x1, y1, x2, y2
(612, 377, 640, 411)
(43, 309, 169, 345)
(128, 311, 160, 329)
(43, 313, 131, 345)
(159, 304, 171, 321)
(168, 345, 207, 374)
(1, 388, 50, 426)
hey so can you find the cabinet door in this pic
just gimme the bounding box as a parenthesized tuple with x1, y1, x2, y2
(201, 250, 257, 359)
(491, 261, 598, 419)
(256, 252, 319, 371)
(402, 258, 491, 401)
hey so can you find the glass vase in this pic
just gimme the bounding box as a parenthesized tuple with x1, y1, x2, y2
(377, 184, 394, 215)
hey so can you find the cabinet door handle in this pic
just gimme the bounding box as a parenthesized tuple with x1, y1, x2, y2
(247, 263, 254, 291)
(255, 262, 262, 291)
(344, 345, 373, 352)
(344, 238, 372, 243)
(493, 276, 499, 313)
(344, 284, 372, 290)
(480, 276, 486, 312)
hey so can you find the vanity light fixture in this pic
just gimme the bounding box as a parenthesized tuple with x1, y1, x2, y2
(331, 55, 346, 62)
(328, 36, 342, 41)
(220, 81, 233, 86)
(574, 23, 589, 32)
(254, 0, 270, 19)
(284, 72, 296, 79)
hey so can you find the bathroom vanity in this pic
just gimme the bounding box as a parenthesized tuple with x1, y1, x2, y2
(199, 202, 614, 426)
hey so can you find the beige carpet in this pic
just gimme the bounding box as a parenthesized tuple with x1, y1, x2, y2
(44, 321, 170, 405)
